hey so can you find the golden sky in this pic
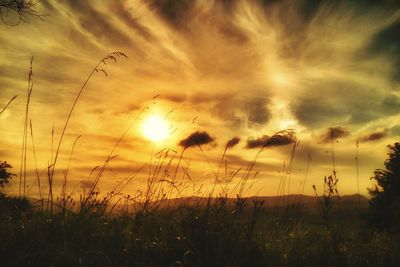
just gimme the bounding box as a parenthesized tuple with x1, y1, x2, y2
(0, 0, 399, 198)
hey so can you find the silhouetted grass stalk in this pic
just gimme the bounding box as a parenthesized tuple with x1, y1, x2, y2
(0, 95, 17, 116)
(49, 52, 127, 211)
(18, 57, 33, 197)
(356, 140, 361, 210)
(286, 141, 299, 205)
(297, 152, 311, 204)
(61, 135, 81, 208)
(29, 119, 42, 207)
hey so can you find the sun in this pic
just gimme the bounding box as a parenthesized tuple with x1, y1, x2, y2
(141, 115, 170, 142)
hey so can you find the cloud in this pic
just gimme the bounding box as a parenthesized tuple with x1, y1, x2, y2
(212, 96, 271, 129)
(246, 97, 271, 127)
(246, 130, 297, 149)
(111, 103, 141, 115)
(161, 94, 187, 103)
(290, 80, 400, 128)
(391, 125, 400, 137)
(359, 129, 388, 142)
(179, 131, 214, 148)
(109, 0, 155, 41)
(366, 20, 400, 81)
(144, 0, 195, 29)
(226, 137, 240, 149)
(318, 126, 350, 143)
(63, 1, 132, 46)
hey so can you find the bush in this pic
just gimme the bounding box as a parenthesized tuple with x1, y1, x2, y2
(0, 161, 15, 189)
(368, 142, 400, 230)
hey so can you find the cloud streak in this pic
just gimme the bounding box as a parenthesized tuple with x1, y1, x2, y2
(359, 129, 388, 142)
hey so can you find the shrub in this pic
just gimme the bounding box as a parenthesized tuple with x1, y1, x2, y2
(0, 161, 15, 189)
(368, 142, 400, 230)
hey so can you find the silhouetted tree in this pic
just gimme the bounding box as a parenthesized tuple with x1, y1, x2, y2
(0, 161, 14, 189)
(0, 0, 43, 25)
(368, 142, 400, 230)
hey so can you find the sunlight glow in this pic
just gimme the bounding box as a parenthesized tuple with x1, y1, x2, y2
(141, 115, 170, 142)
(272, 72, 290, 86)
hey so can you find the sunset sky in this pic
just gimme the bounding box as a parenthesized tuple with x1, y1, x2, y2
(0, 0, 399, 198)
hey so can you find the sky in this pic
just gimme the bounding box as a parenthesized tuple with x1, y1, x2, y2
(0, 0, 399, 199)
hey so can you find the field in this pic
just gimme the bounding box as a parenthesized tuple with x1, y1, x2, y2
(1, 192, 400, 267)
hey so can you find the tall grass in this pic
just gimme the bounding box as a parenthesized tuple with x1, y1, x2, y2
(29, 119, 42, 207)
(9, 54, 308, 214)
(18, 56, 33, 197)
(356, 140, 361, 209)
(50, 52, 127, 196)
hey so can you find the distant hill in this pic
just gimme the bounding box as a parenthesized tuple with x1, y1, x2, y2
(152, 194, 369, 210)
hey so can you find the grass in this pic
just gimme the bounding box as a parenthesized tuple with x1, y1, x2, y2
(1, 193, 400, 267)
(1, 54, 400, 267)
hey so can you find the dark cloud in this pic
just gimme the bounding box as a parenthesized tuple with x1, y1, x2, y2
(226, 137, 240, 149)
(264, 0, 324, 59)
(179, 131, 214, 148)
(212, 96, 271, 129)
(179, 93, 271, 129)
(246, 130, 297, 149)
(298, 0, 323, 22)
(145, 0, 248, 46)
(291, 85, 350, 128)
(318, 126, 350, 143)
(64, 1, 132, 46)
(109, 0, 155, 41)
(293, 140, 383, 169)
(144, 0, 195, 28)
(381, 94, 400, 114)
(161, 94, 187, 103)
(284, 1, 399, 121)
(359, 129, 388, 142)
(291, 80, 400, 127)
(217, 23, 249, 45)
(246, 97, 270, 127)
(212, 99, 244, 128)
(366, 20, 400, 81)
